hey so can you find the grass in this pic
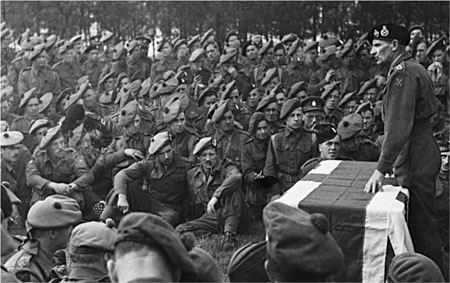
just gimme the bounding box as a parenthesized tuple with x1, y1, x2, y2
(195, 218, 266, 282)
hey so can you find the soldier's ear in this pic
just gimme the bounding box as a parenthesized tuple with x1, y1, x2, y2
(391, 39, 399, 52)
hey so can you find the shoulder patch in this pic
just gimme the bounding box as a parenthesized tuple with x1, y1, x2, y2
(395, 64, 403, 71)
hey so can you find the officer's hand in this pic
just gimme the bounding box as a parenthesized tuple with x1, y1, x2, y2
(364, 169, 385, 194)
(374, 75, 386, 88)
(124, 149, 144, 161)
(325, 69, 335, 83)
(207, 197, 219, 216)
(52, 183, 70, 196)
(117, 194, 130, 214)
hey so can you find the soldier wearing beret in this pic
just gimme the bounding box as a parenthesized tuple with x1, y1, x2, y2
(52, 42, 84, 92)
(7, 40, 33, 92)
(173, 38, 189, 67)
(1, 92, 19, 126)
(307, 45, 338, 96)
(365, 23, 443, 269)
(263, 98, 317, 196)
(82, 45, 104, 88)
(388, 252, 445, 283)
(189, 48, 213, 88)
(321, 82, 344, 125)
(355, 102, 379, 143)
(434, 131, 449, 255)
(204, 41, 221, 75)
(149, 39, 178, 82)
(25, 126, 93, 210)
(29, 119, 51, 153)
(240, 41, 260, 81)
(252, 40, 275, 90)
(61, 221, 117, 282)
(263, 202, 344, 282)
(100, 42, 128, 85)
(335, 39, 368, 95)
(18, 43, 61, 99)
(176, 137, 246, 251)
(5, 195, 82, 282)
(286, 41, 318, 87)
(255, 90, 284, 135)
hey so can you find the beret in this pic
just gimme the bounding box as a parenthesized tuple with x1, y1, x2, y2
(316, 123, 338, 144)
(287, 38, 301, 57)
(39, 125, 61, 149)
(189, 48, 205, 63)
(157, 37, 172, 52)
(162, 70, 175, 81)
(357, 78, 377, 96)
(258, 40, 273, 56)
(77, 76, 90, 87)
(220, 80, 237, 101)
(118, 100, 139, 127)
(70, 221, 118, 253)
(288, 81, 307, 99)
(274, 42, 284, 53)
(197, 86, 217, 106)
(55, 39, 66, 49)
(127, 40, 139, 53)
(26, 195, 82, 232)
(0, 121, 9, 132)
(317, 45, 336, 62)
(225, 29, 239, 42)
(304, 41, 319, 53)
(219, 48, 238, 64)
(29, 43, 47, 61)
(281, 33, 297, 44)
(29, 36, 43, 46)
(19, 87, 37, 109)
(139, 77, 152, 98)
(264, 202, 344, 276)
(0, 86, 14, 102)
(321, 82, 339, 100)
(426, 36, 447, 58)
(163, 97, 182, 124)
(338, 91, 357, 108)
(44, 34, 58, 50)
(0, 131, 24, 147)
(319, 34, 338, 49)
(59, 41, 74, 54)
(173, 38, 188, 52)
(37, 92, 53, 113)
(355, 40, 370, 54)
(55, 88, 72, 106)
(193, 137, 216, 156)
(301, 96, 325, 113)
(84, 44, 98, 55)
(1, 28, 11, 40)
(355, 101, 373, 115)
(187, 34, 201, 48)
(256, 92, 277, 112)
(100, 31, 114, 43)
(116, 212, 198, 280)
(187, 247, 221, 282)
(29, 119, 51, 136)
(408, 24, 424, 34)
(90, 34, 101, 42)
(242, 40, 258, 57)
(135, 34, 152, 45)
(112, 42, 124, 60)
(149, 82, 162, 99)
(211, 99, 230, 123)
(70, 35, 82, 43)
(227, 241, 268, 282)
(388, 252, 445, 282)
(98, 71, 115, 86)
(208, 74, 223, 88)
(248, 112, 267, 135)
(339, 39, 354, 58)
(200, 28, 215, 46)
(149, 131, 171, 156)
(64, 81, 89, 111)
(279, 98, 301, 120)
(156, 78, 179, 95)
(18, 29, 31, 47)
(368, 23, 409, 46)
(261, 68, 278, 87)
(337, 113, 363, 140)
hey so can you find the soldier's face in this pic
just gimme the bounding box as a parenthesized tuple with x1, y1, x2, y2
(363, 88, 377, 103)
(1, 145, 20, 163)
(26, 98, 40, 117)
(370, 39, 394, 66)
(262, 48, 274, 65)
(63, 49, 76, 63)
(206, 44, 219, 61)
(319, 135, 341, 160)
(264, 102, 278, 122)
(157, 145, 174, 166)
(286, 107, 303, 130)
(341, 135, 359, 152)
(247, 91, 260, 108)
(170, 112, 186, 135)
(342, 100, 357, 116)
(48, 136, 66, 159)
(415, 42, 427, 61)
(34, 126, 49, 143)
(441, 153, 449, 172)
(161, 43, 172, 58)
(89, 50, 99, 61)
(325, 90, 340, 110)
(105, 78, 115, 91)
(306, 49, 318, 64)
(83, 89, 97, 108)
(0, 75, 9, 89)
(362, 110, 374, 130)
(432, 49, 445, 64)
(275, 93, 285, 111)
(246, 45, 258, 60)
(255, 120, 269, 141)
(203, 95, 217, 108)
(176, 44, 188, 59)
(274, 49, 285, 64)
(229, 90, 240, 108)
(218, 111, 235, 133)
(35, 52, 49, 68)
(1, 101, 10, 118)
(199, 148, 217, 170)
(303, 110, 323, 131)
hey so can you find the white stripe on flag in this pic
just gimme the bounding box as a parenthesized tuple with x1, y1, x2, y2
(276, 181, 321, 207)
(308, 160, 342, 175)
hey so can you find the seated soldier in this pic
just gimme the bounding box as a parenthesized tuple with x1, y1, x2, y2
(263, 202, 344, 282)
(176, 137, 246, 251)
(104, 131, 190, 226)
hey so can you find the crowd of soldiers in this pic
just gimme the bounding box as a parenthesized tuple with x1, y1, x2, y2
(0, 20, 449, 282)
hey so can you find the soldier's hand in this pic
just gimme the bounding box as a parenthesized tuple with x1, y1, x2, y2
(374, 75, 386, 88)
(325, 69, 335, 83)
(117, 194, 130, 214)
(51, 183, 70, 196)
(193, 74, 202, 85)
(364, 169, 385, 194)
(67, 183, 79, 192)
(124, 149, 144, 161)
(207, 197, 219, 216)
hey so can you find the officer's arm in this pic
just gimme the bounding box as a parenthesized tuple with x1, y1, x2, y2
(26, 159, 51, 191)
(263, 136, 278, 178)
(212, 164, 242, 199)
(113, 160, 150, 196)
(377, 71, 416, 174)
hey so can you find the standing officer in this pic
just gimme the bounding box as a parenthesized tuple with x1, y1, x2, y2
(365, 23, 443, 270)
(18, 43, 61, 98)
(5, 195, 82, 282)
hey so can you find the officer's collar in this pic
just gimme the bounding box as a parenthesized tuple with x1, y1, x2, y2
(389, 51, 411, 73)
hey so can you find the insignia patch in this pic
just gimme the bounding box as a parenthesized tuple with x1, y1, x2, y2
(395, 64, 403, 70)
(380, 25, 389, 37)
(395, 77, 403, 87)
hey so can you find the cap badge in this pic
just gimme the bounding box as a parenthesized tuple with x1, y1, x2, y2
(380, 26, 389, 37)
(373, 29, 380, 38)
(312, 101, 316, 107)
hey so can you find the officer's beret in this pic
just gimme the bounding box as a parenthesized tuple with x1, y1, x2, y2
(287, 38, 301, 57)
(173, 38, 188, 52)
(163, 97, 182, 124)
(408, 24, 424, 35)
(70, 35, 82, 43)
(248, 112, 267, 135)
(355, 101, 373, 116)
(261, 68, 278, 87)
(316, 123, 338, 144)
(339, 39, 354, 58)
(317, 45, 336, 63)
(115, 212, 198, 280)
(59, 41, 74, 54)
(148, 131, 171, 156)
(193, 137, 216, 156)
(279, 98, 301, 120)
(127, 40, 139, 53)
(219, 48, 238, 65)
(26, 195, 82, 232)
(220, 80, 237, 101)
(255, 92, 277, 112)
(319, 34, 338, 49)
(44, 34, 57, 50)
(29, 119, 51, 136)
(98, 71, 115, 86)
(211, 99, 230, 123)
(368, 23, 409, 46)
(64, 81, 89, 111)
(200, 28, 215, 47)
(426, 36, 447, 58)
(156, 78, 179, 95)
(84, 45, 98, 55)
(19, 87, 37, 109)
(301, 96, 324, 113)
(29, 43, 47, 61)
(0, 131, 24, 147)
(388, 253, 445, 283)
(100, 31, 114, 43)
(187, 35, 201, 49)
(39, 125, 62, 149)
(0, 86, 14, 102)
(112, 42, 124, 60)
(38, 92, 53, 113)
(70, 221, 118, 254)
(357, 79, 377, 97)
(321, 82, 339, 100)
(263, 202, 344, 277)
(338, 91, 357, 108)
(337, 113, 363, 140)
(118, 100, 139, 127)
(281, 33, 297, 44)
(288, 81, 307, 99)
(304, 41, 319, 53)
(258, 40, 273, 56)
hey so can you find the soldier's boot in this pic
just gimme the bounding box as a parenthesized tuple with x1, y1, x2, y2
(221, 231, 237, 251)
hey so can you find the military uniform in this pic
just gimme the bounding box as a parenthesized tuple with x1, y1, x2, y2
(52, 61, 83, 91)
(435, 171, 449, 251)
(335, 66, 367, 95)
(212, 128, 250, 170)
(149, 58, 178, 82)
(359, 126, 380, 143)
(18, 65, 61, 98)
(340, 137, 380, 161)
(81, 59, 104, 88)
(323, 107, 344, 126)
(10, 114, 46, 150)
(286, 61, 314, 88)
(7, 56, 31, 90)
(307, 67, 331, 96)
(168, 127, 198, 165)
